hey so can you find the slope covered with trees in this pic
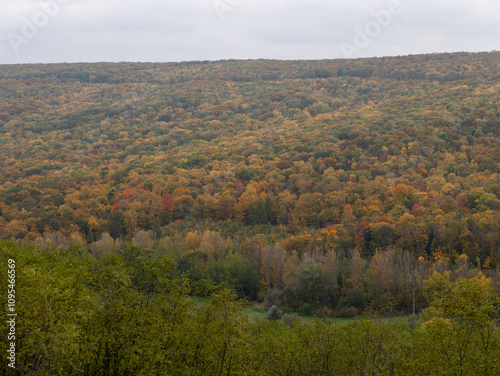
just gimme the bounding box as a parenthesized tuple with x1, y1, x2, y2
(0, 52, 499, 315)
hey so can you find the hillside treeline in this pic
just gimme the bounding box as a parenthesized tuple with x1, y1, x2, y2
(0, 52, 500, 312)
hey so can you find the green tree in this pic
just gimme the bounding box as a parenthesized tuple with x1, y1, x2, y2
(417, 275, 500, 375)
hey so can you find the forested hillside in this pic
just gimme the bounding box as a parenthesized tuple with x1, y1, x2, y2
(1, 52, 499, 315)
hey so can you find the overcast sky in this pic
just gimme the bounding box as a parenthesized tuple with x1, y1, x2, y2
(0, 0, 498, 64)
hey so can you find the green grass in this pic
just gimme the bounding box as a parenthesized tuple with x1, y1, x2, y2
(191, 297, 415, 325)
(240, 303, 367, 324)
(191, 296, 206, 308)
(245, 306, 267, 321)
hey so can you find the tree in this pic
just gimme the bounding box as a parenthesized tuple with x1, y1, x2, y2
(418, 275, 500, 375)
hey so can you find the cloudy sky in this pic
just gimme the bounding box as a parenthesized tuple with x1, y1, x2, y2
(0, 0, 498, 64)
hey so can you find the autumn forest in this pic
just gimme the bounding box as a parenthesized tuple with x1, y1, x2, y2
(1, 52, 500, 375)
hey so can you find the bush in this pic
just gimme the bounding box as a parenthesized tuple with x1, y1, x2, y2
(266, 305, 283, 320)
(315, 306, 330, 317)
(336, 306, 359, 318)
(281, 313, 300, 327)
(345, 306, 359, 318)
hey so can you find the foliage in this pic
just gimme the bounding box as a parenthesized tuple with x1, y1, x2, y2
(1, 52, 500, 318)
(1, 239, 500, 375)
(266, 305, 283, 320)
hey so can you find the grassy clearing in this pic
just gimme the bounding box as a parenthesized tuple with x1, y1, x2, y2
(192, 297, 414, 325)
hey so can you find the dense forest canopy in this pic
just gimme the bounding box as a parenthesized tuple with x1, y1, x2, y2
(0, 52, 499, 315)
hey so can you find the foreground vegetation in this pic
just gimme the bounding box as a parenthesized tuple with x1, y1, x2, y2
(1, 240, 499, 375)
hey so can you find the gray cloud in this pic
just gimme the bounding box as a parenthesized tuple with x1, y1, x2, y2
(0, 0, 498, 64)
